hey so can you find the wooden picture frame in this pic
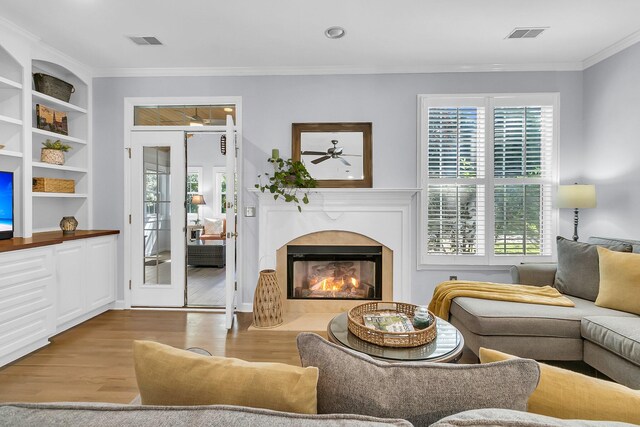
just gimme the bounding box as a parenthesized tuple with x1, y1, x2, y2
(292, 122, 372, 188)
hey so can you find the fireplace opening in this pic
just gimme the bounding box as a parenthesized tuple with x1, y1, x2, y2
(287, 245, 383, 300)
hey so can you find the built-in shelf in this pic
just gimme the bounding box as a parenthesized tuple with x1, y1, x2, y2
(32, 162, 88, 173)
(32, 192, 88, 199)
(32, 90, 87, 114)
(32, 128, 87, 145)
(0, 114, 22, 126)
(0, 75, 22, 90)
(0, 150, 23, 158)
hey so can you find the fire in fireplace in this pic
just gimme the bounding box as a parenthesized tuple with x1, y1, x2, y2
(287, 245, 382, 300)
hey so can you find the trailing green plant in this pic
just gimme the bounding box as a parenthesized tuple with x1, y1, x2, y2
(255, 157, 317, 212)
(42, 139, 72, 152)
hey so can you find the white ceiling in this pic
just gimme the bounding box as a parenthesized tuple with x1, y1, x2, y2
(1, 0, 640, 76)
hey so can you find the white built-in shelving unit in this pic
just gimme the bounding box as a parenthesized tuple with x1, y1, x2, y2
(0, 36, 92, 237)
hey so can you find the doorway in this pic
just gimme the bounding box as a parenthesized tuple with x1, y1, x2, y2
(124, 97, 242, 330)
(185, 132, 230, 307)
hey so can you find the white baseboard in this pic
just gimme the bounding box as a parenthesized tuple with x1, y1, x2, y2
(0, 338, 50, 368)
(113, 299, 127, 309)
(237, 303, 253, 313)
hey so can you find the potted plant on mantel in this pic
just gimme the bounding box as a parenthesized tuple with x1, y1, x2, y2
(255, 157, 317, 212)
(41, 139, 72, 165)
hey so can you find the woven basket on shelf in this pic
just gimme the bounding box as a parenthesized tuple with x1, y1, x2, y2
(252, 269, 283, 328)
(32, 177, 75, 193)
(348, 301, 437, 348)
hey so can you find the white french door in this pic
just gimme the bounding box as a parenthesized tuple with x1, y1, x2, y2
(131, 131, 186, 307)
(224, 115, 237, 329)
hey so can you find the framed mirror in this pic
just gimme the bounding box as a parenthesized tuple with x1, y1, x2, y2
(292, 122, 372, 188)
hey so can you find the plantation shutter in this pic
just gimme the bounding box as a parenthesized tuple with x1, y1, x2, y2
(425, 100, 486, 257)
(421, 94, 557, 265)
(492, 102, 554, 256)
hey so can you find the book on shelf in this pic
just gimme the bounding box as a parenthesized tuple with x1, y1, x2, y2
(363, 311, 415, 333)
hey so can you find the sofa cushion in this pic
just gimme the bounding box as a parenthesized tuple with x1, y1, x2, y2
(431, 408, 635, 427)
(554, 237, 632, 301)
(479, 347, 640, 425)
(0, 403, 412, 427)
(589, 236, 640, 254)
(581, 316, 640, 367)
(133, 340, 318, 413)
(297, 332, 539, 427)
(594, 247, 640, 315)
(450, 295, 636, 339)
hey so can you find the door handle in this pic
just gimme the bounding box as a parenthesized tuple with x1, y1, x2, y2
(226, 232, 238, 239)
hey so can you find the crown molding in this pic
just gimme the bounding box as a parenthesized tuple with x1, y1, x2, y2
(93, 61, 584, 78)
(583, 29, 640, 70)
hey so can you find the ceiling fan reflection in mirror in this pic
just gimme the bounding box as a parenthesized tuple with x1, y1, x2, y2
(301, 139, 362, 166)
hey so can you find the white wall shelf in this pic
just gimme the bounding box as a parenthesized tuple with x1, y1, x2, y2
(32, 162, 88, 173)
(0, 150, 23, 158)
(0, 75, 21, 90)
(32, 192, 88, 198)
(0, 114, 22, 126)
(32, 128, 87, 145)
(32, 90, 87, 114)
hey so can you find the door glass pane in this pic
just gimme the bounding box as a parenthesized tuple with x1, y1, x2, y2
(143, 147, 172, 285)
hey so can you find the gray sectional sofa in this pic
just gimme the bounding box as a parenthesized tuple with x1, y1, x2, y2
(449, 236, 640, 389)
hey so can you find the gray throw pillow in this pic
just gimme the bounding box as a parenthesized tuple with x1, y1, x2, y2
(297, 333, 540, 427)
(554, 236, 632, 301)
(431, 408, 635, 427)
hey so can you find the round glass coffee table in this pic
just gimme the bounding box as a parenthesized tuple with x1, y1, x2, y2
(327, 312, 464, 363)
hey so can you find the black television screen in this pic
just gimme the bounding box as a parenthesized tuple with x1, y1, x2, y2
(0, 171, 13, 240)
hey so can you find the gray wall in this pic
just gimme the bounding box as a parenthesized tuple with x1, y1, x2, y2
(93, 71, 584, 306)
(582, 43, 640, 240)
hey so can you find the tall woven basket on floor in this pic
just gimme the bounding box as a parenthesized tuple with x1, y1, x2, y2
(252, 269, 283, 328)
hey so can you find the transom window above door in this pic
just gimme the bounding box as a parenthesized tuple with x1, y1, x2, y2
(134, 105, 236, 126)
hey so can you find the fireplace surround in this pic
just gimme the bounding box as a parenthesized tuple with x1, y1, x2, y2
(256, 188, 417, 313)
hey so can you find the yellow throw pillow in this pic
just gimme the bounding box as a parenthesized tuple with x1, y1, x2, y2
(479, 347, 640, 424)
(595, 247, 640, 315)
(133, 340, 318, 414)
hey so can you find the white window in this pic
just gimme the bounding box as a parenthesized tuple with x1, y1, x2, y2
(418, 93, 558, 267)
(213, 167, 227, 215)
(186, 167, 202, 223)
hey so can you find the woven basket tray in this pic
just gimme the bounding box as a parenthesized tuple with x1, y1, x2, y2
(33, 177, 75, 193)
(348, 301, 437, 348)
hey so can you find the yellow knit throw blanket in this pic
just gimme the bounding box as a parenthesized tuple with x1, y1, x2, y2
(428, 281, 575, 320)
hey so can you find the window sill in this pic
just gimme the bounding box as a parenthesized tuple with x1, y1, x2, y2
(417, 263, 514, 271)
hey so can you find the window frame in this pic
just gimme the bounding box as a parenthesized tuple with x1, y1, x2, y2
(213, 166, 226, 216)
(417, 93, 560, 269)
(186, 166, 203, 223)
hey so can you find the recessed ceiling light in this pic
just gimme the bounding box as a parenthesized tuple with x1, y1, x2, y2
(223, 107, 233, 112)
(325, 26, 346, 39)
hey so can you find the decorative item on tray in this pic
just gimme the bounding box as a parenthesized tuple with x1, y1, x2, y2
(348, 301, 437, 348)
(36, 104, 68, 136)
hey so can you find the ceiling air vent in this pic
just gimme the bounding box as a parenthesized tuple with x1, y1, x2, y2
(506, 28, 547, 39)
(128, 36, 163, 46)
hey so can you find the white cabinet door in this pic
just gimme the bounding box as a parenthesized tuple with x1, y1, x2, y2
(85, 236, 116, 311)
(0, 247, 56, 367)
(55, 240, 87, 326)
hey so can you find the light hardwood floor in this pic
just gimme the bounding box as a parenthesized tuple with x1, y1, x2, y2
(0, 311, 308, 404)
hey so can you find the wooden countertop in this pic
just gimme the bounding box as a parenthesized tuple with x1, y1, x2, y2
(0, 230, 120, 253)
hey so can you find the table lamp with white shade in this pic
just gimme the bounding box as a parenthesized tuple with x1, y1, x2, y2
(556, 183, 597, 242)
(190, 194, 206, 224)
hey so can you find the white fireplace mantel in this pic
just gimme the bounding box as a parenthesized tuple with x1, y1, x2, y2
(253, 188, 418, 302)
